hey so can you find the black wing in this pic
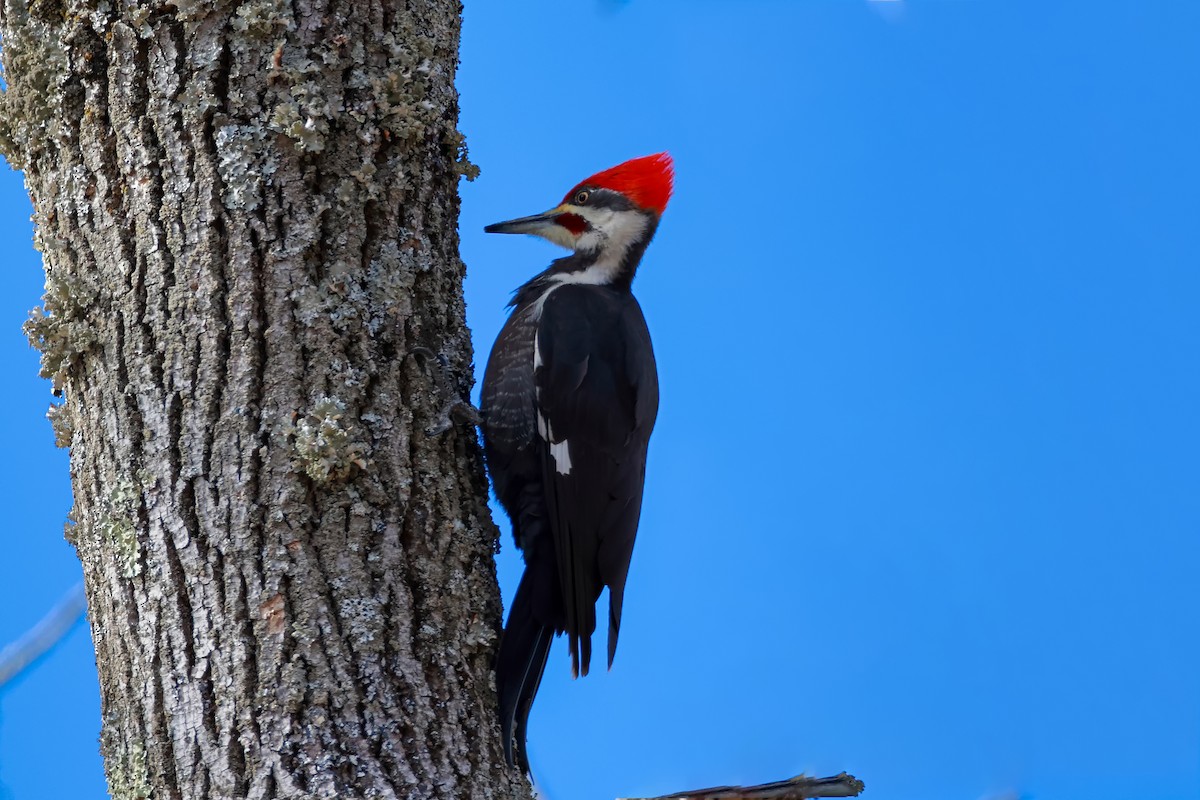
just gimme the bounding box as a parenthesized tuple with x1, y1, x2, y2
(481, 302, 546, 537)
(535, 284, 658, 676)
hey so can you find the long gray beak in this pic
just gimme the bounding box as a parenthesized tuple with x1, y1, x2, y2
(484, 206, 569, 235)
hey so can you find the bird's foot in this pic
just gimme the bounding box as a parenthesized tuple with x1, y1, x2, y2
(410, 347, 483, 437)
(427, 398, 483, 437)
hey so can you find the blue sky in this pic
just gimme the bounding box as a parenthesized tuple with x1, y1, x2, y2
(2, 2, 1198, 799)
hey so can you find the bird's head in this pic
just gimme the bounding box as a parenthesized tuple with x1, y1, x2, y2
(485, 153, 674, 258)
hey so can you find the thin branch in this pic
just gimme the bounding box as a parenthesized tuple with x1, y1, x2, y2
(0, 582, 87, 687)
(621, 772, 865, 800)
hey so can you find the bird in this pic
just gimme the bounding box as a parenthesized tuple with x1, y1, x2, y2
(481, 152, 672, 774)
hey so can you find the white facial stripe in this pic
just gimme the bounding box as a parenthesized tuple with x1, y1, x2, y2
(575, 207, 650, 255)
(550, 208, 650, 286)
(526, 204, 649, 266)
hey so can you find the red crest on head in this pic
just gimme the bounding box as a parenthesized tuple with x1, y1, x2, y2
(565, 152, 675, 215)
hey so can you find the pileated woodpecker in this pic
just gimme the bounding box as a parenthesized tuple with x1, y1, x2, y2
(482, 153, 673, 772)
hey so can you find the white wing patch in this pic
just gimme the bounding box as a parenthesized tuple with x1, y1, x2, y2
(549, 438, 572, 474)
(532, 307, 571, 473)
(536, 410, 572, 475)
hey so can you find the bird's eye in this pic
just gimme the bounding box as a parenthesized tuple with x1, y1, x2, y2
(574, 190, 589, 205)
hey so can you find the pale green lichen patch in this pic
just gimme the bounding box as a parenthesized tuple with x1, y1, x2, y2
(124, 6, 154, 39)
(269, 100, 328, 152)
(25, 305, 94, 393)
(63, 505, 79, 547)
(231, 0, 290, 38)
(367, 239, 418, 324)
(101, 728, 152, 800)
(215, 124, 276, 210)
(290, 395, 370, 483)
(169, 0, 214, 23)
(47, 401, 73, 448)
(99, 480, 143, 578)
(25, 217, 101, 393)
(267, 46, 336, 152)
(291, 271, 372, 333)
(0, 3, 69, 169)
(370, 68, 433, 143)
(446, 130, 480, 181)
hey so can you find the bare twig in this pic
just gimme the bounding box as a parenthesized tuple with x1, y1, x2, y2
(621, 772, 865, 800)
(0, 582, 87, 687)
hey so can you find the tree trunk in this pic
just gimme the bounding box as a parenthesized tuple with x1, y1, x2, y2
(0, 1, 522, 798)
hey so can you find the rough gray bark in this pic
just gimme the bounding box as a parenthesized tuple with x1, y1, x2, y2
(0, 1, 526, 798)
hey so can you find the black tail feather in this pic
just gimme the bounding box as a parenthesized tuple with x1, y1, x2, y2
(496, 572, 554, 774)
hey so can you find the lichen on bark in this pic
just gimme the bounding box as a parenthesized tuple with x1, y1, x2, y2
(0, 0, 521, 797)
